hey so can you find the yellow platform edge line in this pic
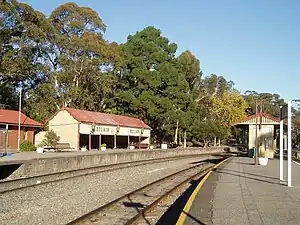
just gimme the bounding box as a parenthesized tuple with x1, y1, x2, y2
(175, 156, 233, 225)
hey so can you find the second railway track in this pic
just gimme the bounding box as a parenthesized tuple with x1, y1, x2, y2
(67, 155, 231, 225)
(0, 152, 226, 193)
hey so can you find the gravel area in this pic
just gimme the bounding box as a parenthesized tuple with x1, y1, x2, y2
(0, 156, 212, 225)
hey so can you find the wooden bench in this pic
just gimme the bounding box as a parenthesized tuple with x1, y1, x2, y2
(134, 143, 149, 149)
(43, 143, 74, 152)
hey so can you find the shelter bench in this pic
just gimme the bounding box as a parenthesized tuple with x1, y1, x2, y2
(134, 143, 149, 149)
(43, 142, 74, 152)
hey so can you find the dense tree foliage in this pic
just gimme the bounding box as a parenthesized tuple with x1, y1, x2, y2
(3, 1, 297, 147)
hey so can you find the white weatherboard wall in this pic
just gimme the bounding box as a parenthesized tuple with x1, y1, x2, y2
(248, 124, 274, 152)
(48, 110, 79, 150)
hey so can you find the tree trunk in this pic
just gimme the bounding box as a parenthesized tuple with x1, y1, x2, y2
(179, 131, 182, 145)
(214, 137, 217, 146)
(204, 139, 209, 148)
(183, 131, 187, 148)
(174, 120, 179, 145)
(218, 138, 221, 147)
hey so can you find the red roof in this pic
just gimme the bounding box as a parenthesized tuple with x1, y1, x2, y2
(0, 109, 43, 127)
(61, 107, 151, 129)
(231, 112, 287, 126)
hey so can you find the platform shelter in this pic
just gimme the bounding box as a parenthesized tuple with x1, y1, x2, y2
(231, 113, 287, 156)
(39, 107, 151, 151)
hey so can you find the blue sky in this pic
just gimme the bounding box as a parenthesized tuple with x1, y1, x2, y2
(21, 0, 300, 101)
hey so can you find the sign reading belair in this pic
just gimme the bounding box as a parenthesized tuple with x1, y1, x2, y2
(95, 126, 110, 133)
(130, 129, 141, 134)
(79, 123, 149, 137)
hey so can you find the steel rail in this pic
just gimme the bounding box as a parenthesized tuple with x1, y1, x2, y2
(67, 156, 229, 225)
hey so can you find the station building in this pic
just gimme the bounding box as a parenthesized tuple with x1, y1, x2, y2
(42, 107, 151, 150)
(0, 109, 43, 152)
(231, 112, 287, 156)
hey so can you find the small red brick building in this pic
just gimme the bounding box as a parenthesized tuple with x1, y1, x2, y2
(0, 109, 43, 152)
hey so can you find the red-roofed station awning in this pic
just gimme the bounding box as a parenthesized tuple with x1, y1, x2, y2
(231, 113, 284, 126)
(63, 107, 150, 129)
(231, 113, 285, 153)
(45, 107, 151, 150)
(0, 109, 43, 127)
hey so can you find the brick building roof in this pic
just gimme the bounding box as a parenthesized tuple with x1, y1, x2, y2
(0, 109, 43, 127)
(58, 107, 151, 129)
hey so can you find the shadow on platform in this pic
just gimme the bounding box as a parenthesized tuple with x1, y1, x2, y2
(218, 168, 278, 180)
(181, 211, 207, 225)
(214, 168, 281, 186)
(231, 161, 255, 165)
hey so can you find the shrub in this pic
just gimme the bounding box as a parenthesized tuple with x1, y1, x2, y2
(20, 140, 37, 152)
(41, 130, 60, 148)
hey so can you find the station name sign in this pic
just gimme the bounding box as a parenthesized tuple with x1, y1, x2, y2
(130, 129, 140, 134)
(95, 126, 110, 133)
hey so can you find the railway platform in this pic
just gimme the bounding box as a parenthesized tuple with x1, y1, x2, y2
(0, 147, 228, 180)
(0, 149, 132, 166)
(180, 156, 300, 225)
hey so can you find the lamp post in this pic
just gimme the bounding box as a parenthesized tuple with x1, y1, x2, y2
(139, 128, 144, 149)
(277, 99, 300, 187)
(255, 100, 259, 165)
(279, 106, 284, 181)
(115, 125, 120, 149)
(287, 99, 300, 187)
(287, 101, 292, 187)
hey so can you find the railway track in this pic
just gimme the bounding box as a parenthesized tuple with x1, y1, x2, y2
(67, 156, 230, 225)
(0, 152, 225, 193)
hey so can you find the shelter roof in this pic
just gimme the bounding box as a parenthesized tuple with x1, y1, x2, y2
(231, 113, 287, 126)
(48, 107, 151, 129)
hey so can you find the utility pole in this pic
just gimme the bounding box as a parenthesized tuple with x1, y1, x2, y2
(255, 100, 259, 165)
(4, 124, 8, 155)
(17, 87, 22, 151)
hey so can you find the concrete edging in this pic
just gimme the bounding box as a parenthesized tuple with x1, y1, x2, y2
(1, 147, 233, 180)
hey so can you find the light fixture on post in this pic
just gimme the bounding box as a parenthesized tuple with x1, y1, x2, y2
(91, 123, 96, 133)
(114, 125, 120, 149)
(116, 125, 120, 133)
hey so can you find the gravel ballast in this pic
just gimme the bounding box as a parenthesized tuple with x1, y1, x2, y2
(0, 156, 213, 225)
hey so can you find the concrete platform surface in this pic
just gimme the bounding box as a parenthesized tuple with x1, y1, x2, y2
(185, 156, 300, 225)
